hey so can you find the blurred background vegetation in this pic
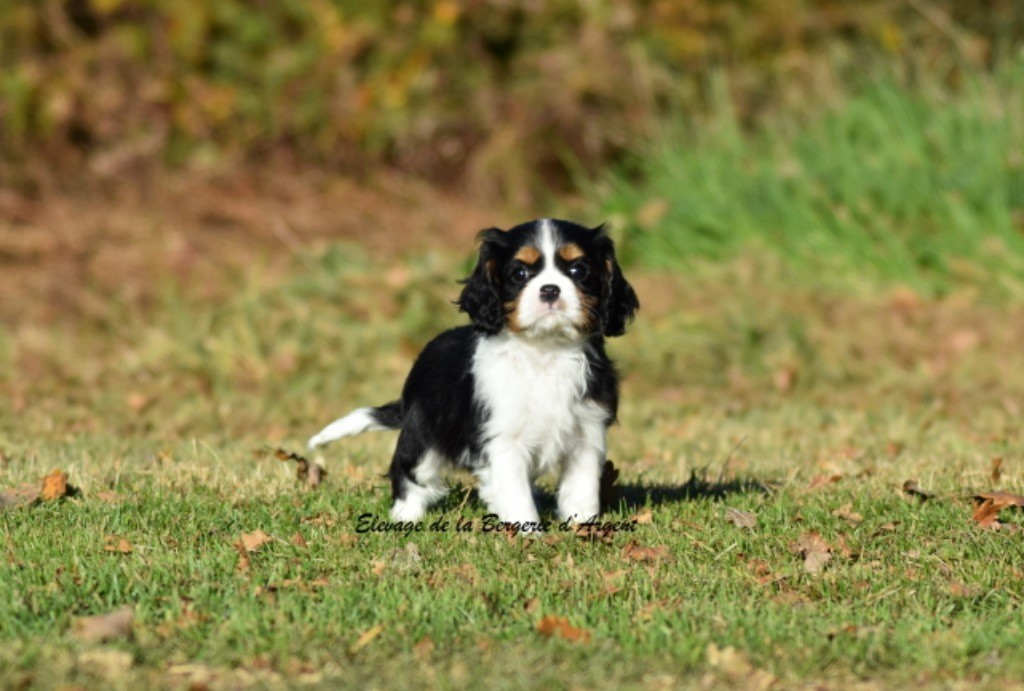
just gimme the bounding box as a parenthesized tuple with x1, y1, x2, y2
(4, 0, 1023, 299)
(2, 0, 1021, 200)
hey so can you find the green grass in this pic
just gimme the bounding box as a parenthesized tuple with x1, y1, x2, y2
(2, 453, 1023, 688)
(596, 61, 1024, 298)
(3, 236, 1024, 688)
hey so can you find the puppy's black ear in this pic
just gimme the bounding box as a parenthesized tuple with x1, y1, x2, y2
(457, 228, 507, 334)
(593, 225, 639, 337)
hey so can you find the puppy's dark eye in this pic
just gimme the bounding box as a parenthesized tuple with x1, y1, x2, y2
(509, 265, 531, 283)
(567, 261, 589, 280)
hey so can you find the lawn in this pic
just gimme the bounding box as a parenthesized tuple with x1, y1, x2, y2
(3, 69, 1024, 688)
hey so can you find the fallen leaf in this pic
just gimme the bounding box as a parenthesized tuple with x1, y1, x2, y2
(572, 522, 614, 543)
(991, 457, 1003, 484)
(41, 469, 70, 501)
(73, 607, 134, 643)
(791, 532, 832, 574)
(0, 483, 41, 510)
(103, 536, 133, 554)
(349, 624, 383, 654)
(629, 507, 653, 524)
(622, 542, 669, 563)
(971, 491, 1024, 529)
(902, 480, 936, 501)
(831, 503, 864, 525)
(233, 531, 272, 573)
(723, 507, 757, 529)
(599, 459, 620, 510)
(535, 615, 591, 643)
(522, 598, 540, 614)
(268, 447, 325, 488)
(238, 530, 272, 553)
(291, 533, 308, 549)
(806, 474, 842, 492)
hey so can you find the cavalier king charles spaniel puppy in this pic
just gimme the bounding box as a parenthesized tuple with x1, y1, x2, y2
(308, 218, 638, 529)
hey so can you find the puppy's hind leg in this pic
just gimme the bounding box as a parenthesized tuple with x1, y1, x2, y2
(389, 435, 448, 522)
(308, 401, 403, 450)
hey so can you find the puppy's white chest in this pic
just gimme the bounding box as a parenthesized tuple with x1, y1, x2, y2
(473, 336, 592, 467)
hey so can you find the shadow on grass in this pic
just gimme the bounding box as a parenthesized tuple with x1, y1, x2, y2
(608, 470, 776, 513)
(433, 468, 775, 517)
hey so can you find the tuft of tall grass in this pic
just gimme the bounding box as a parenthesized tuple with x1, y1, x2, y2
(597, 61, 1024, 298)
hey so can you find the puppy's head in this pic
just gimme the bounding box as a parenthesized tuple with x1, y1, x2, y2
(457, 219, 639, 340)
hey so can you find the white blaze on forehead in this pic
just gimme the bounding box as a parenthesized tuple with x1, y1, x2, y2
(538, 218, 558, 265)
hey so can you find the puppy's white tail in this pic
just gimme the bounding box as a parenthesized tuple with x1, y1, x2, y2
(307, 401, 403, 450)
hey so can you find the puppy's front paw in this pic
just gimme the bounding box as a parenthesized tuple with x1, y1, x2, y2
(390, 498, 426, 522)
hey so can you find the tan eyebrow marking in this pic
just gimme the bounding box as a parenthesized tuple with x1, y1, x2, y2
(514, 246, 541, 264)
(558, 243, 584, 262)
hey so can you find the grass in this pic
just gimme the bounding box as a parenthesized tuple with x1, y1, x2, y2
(596, 60, 1024, 298)
(3, 239, 1024, 688)
(4, 64, 1024, 688)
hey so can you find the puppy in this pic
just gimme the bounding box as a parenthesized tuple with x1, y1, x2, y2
(308, 218, 638, 528)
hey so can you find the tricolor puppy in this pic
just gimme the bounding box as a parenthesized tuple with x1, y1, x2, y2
(308, 218, 638, 529)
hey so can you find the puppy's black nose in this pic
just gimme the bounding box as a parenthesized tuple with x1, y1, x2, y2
(539, 284, 560, 304)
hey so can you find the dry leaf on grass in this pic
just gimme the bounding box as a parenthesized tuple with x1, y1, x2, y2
(349, 624, 383, 654)
(2, 469, 77, 510)
(571, 523, 615, 543)
(791, 532, 832, 574)
(233, 530, 272, 572)
(73, 607, 134, 643)
(903, 480, 936, 501)
(622, 542, 669, 563)
(991, 457, 1003, 484)
(267, 447, 326, 488)
(103, 536, 133, 554)
(971, 491, 1024, 529)
(41, 469, 71, 501)
(806, 474, 843, 492)
(238, 530, 272, 552)
(723, 507, 757, 529)
(629, 507, 653, 524)
(535, 615, 591, 643)
(831, 503, 864, 525)
(0, 483, 41, 510)
(291, 532, 308, 549)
